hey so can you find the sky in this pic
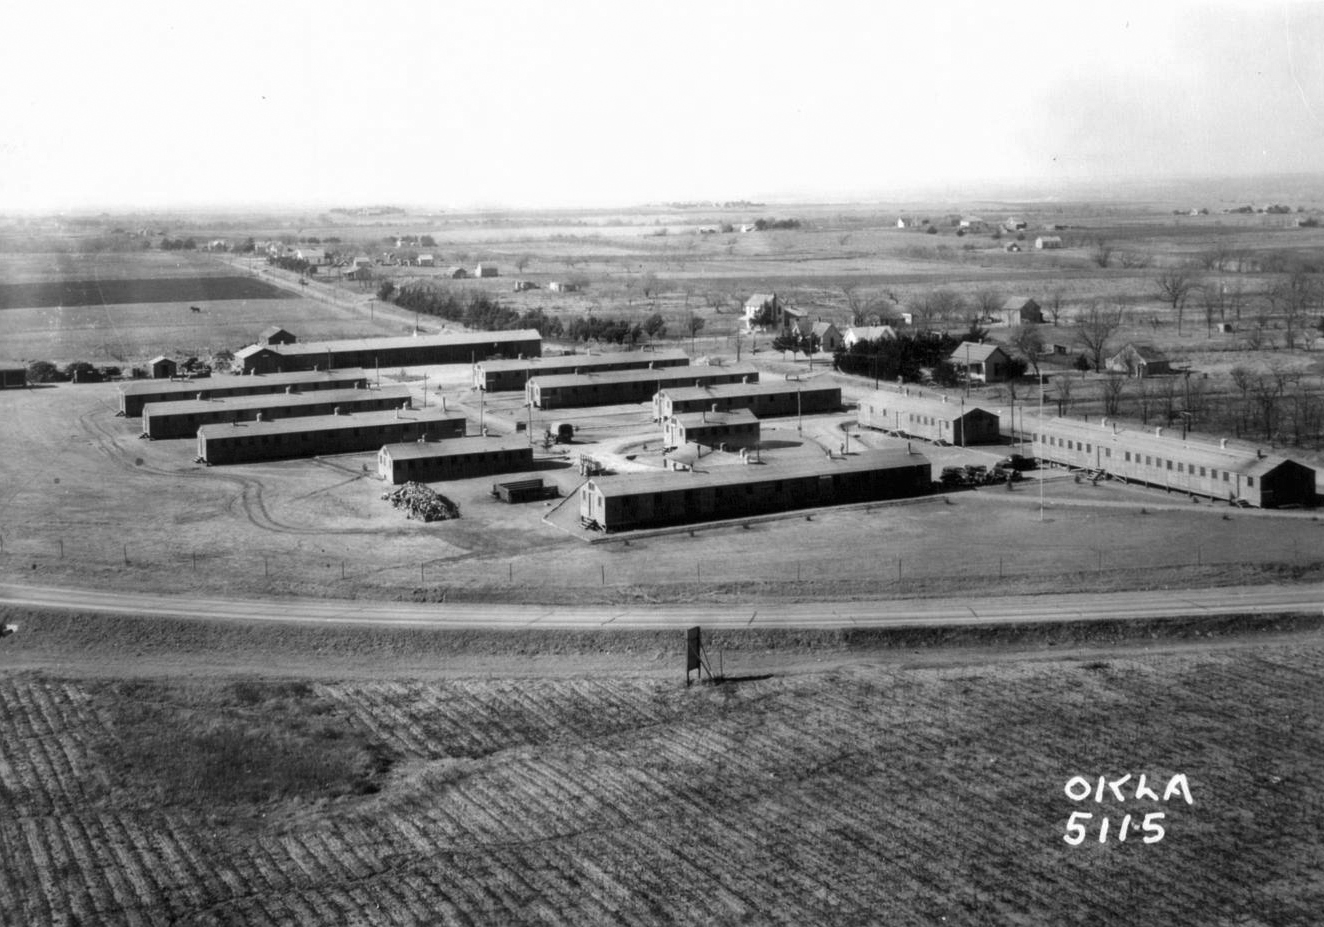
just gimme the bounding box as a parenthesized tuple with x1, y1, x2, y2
(3, 0, 1323, 212)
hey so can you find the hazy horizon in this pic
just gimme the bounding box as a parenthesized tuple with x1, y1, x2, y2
(5, 1, 1322, 214)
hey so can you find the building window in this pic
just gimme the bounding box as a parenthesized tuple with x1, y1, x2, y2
(1247, 477, 1255, 487)
(1166, 460, 1173, 470)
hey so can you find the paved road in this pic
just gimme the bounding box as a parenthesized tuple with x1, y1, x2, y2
(3, 581, 1322, 631)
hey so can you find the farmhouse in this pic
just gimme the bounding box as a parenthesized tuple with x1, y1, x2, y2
(1001, 298, 1044, 325)
(579, 448, 933, 532)
(236, 330, 542, 374)
(548, 281, 578, 292)
(196, 408, 465, 466)
(377, 435, 533, 485)
(810, 321, 844, 353)
(1004, 241, 1023, 252)
(1035, 236, 1063, 250)
(295, 247, 326, 265)
(743, 293, 781, 329)
(260, 326, 297, 345)
(662, 408, 760, 451)
(141, 385, 413, 440)
(417, 254, 435, 267)
(857, 389, 1001, 445)
(1031, 417, 1316, 508)
(527, 364, 758, 410)
(0, 365, 27, 389)
(949, 342, 1012, 383)
(843, 326, 897, 348)
(513, 280, 539, 292)
(475, 263, 499, 277)
(1106, 344, 1173, 378)
(474, 350, 690, 392)
(653, 380, 841, 420)
(119, 368, 369, 417)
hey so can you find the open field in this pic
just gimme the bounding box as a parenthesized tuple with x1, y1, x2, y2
(0, 276, 290, 311)
(0, 612, 1321, 926)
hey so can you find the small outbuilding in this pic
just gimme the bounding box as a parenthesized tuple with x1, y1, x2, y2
(810, 321, 843, 353)
(857, 389, 1001, 445)
(148, 356, 178, 380)
(260, 326, 297, 345)
(0, 365, 27, 389)
(662, 408, 761, 451)
(842, 325, 897, 348)
(1034, 236, 1063, 250)
(475, 263, 499, 278)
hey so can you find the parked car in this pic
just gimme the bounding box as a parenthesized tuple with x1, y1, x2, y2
(996, 453, 1037, 471)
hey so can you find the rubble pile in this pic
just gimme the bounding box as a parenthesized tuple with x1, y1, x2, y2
(381, 482, 460, 522)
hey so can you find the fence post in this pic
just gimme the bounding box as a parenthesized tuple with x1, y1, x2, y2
(59, 539, 64, 559)
(601, 564, 605, 586)
(123, 544, 129, 566)
(897, 558, 902, 581)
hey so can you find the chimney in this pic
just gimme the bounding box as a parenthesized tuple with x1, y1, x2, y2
(401, 401, 410, 411)
(696, 380, 702, 388)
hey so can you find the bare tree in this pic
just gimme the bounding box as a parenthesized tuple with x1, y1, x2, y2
(1249, 365, 1299, 441)
(1158, 375, 1181, 424)
(1266, 269, 1320, 351)
(1045, 288, 1066, 326)
(1090, 238, 1115, 268)
(842, 284, 881, 325)
(1134, 375, 1152, 424)
(1155, 270, 1197, 336)
(1008, 325, 1045, 377)
(974, 288, 1003, 322)
(1073, 302, 1126, 371)
(1101, 374, 1127, 416)
(929, 288, 968, 325)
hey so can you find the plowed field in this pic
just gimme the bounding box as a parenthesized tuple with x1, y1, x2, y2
(2, 637, 1321, 926)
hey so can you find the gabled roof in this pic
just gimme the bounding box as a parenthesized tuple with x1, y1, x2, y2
(261, 325, 293, 338)
(744, 293, 776, 308)
(1114, 343, 1169, 362)
(380, 435, 529, 461)
(950, 342, 1007, 364)
(148, 355, 173, 365)
(846, 326, 896, 342)
(1002, 297, 1039, 311)
(668, 409, 760, 429)
(811, 321, 838, 336)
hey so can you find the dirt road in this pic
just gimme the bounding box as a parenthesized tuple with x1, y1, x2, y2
(3, 580, 1321, 630)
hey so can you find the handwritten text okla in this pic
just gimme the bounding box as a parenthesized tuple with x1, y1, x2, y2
(1063, 773, 1193, 846)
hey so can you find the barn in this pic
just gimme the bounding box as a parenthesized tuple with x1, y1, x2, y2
(148, 356, 177, 380)
(377, 435, 533, 485)
(653, 380, 841, 420)
(1001, 298, 1044, 325)
(119, 368, 370, 417)
(1106, 343, 1173, 378)
(474, 351, 690, 392)
(475, 263, 499, 277)
(579, 448, 933, 532)
(857, 389, 1001, 445)
(196, 408, 465, 466)
(1034, 236, 1063, 250)
(662, 409, 760, 451)
(0, 365, 27, 389)
(1030, 417, 1316, 508)
(236, 330, 541, 374)
(141, 385, 413, 439)
(527, 364, 758, 410)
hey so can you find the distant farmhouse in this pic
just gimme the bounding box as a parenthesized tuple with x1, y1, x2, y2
(1034, 236, 1063, 250)
(743, 293, 782, 330)
(1106, 344, 1173, 378)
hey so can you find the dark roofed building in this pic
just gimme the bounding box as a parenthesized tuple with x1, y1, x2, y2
(1106, 343, 1173, 378)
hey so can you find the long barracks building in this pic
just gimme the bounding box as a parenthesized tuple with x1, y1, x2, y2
(653, 379, 841, 421)
(197, 408, 465, 465)
(526, 364, 759, 410)
(236, 330, 541, 374)
(377, 435, 533, 485)
(473, 351, 689, 392)
(1031, 417, 1316, 508)
(579, 447, 932, 532)
(141, 385, 413, 439)
(118, 368, 369, 417)
(857, 389, 1001, 445)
